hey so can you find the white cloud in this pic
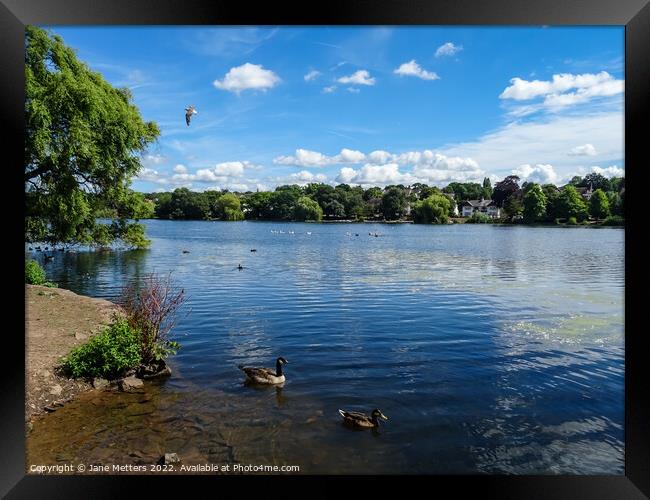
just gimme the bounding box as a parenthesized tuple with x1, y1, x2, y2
(440, 111, 623, 181)
(135, 167, 167, 184)
(435, 42, 463, 58)
(512, 164, 559, 185)
(213, 63, 280, 94)
(173, 164, 187, 174)
(585, 165, 625, 178)
(194, 161, 255, 182)
(273, 148, 480, 177)
(288, 170, 328, 185)
(322, 85, 337, 94)
(569, 144, 597, 156)
(499, 71, 624, 109)
(394, 60, 440, 80)
(274, 149, 332, 167)
(337, 70, 375, 86)
(336, 163, 415, 186)
(347, 87, 360, 93)
(304, 70, 321, 82)
(368, 150, 393, 164)
(273, 148, 366, 167)
(334, 150, 485, 187)
(338, 148, 366, 163)
(143, 153, 166, 166)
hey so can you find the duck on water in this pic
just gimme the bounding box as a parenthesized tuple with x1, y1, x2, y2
(338, 408, 389, 429)
(239, 357, 288, 385)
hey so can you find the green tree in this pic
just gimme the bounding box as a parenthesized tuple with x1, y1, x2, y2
(242, 191, 273, 219)
(381, 187, 407, 220)
(523, 184, 547, 223)
(24, 27, 159, 248)
(294, 196, 323, 221)
(492, 175, 521, 208)
(363, 186, 383, 201)
(541, 184, 561, 221)
(270, 185, 303, 220)
(557, 185, 589, 221)
(589, 188, 610, 220)
(216, 193, 244, 220)
(412, 194, 451, 224)
(482, 177, 493, 199)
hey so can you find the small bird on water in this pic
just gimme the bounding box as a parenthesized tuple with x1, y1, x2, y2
(238, 357, 289, 385)
(185, 105, 198, 126)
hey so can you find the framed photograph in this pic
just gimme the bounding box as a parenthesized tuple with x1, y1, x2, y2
(5, 0, 648, 497)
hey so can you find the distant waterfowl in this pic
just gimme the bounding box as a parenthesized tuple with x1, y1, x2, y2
(250, 249, 257, 252)
(182, 250, 190, 254)
(185, 105, 198, 126)
(239, 357, 288, 385)
(355, 233, 359, 236)
(237, 264, 244, 270)
(338, 408, 388, 429)
(306, 232, 312, 235)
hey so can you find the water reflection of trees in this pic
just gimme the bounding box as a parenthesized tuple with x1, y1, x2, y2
(42, 249, 149, 299)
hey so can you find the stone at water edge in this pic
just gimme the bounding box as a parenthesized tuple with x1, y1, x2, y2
(92, 378, 110, 389)
(138, 360, 172, 379)
(118, 376, 144, 391)
(158, 453, 181, 465)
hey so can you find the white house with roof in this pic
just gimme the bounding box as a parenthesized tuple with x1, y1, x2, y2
(459, 198, 501, 218)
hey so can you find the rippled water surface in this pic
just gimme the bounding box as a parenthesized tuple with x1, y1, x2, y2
(27, 221, 624, 474)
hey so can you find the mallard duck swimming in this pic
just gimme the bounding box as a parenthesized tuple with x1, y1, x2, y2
(338, 408, 388, 428)
(239, 357, 288, 385)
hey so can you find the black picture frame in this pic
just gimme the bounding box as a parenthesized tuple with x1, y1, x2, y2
(3, 0, 648, 497)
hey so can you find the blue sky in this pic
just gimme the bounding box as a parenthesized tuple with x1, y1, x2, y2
(44, 26, 624, 192)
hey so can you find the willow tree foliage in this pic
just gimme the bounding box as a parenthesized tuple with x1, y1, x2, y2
(24, 26, 160, 248)
(412, 194, 451, 224)
(294, 196, 323, 221)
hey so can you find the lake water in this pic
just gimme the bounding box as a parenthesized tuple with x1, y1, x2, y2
(26, 221, 625, 474)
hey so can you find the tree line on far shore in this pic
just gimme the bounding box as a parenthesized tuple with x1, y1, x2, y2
(129, 172, 624, 227)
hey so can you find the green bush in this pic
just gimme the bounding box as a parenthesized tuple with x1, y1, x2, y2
(465, 212, 492, 224)
(61, 318, 142, 379)
(25, 259, 56, 287)
(602, 215, 624, 226)
(566, 216, 578, 225)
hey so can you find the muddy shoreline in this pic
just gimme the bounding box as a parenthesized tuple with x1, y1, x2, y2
(25, 284, 120, 422)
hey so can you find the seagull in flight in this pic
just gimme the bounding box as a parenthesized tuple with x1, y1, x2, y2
(185, 105, 198, 126)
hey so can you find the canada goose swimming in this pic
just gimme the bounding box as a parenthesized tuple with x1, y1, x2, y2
(237, 264, 244, 270)
(338, 408, 389, 429)
(239, 357, 288, 385)
(182, 250, 190, 254)
(250, 249, 257, 252)
(185, 105, 198, 126)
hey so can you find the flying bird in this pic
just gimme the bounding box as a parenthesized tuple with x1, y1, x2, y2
(185, 105, 198, 126)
